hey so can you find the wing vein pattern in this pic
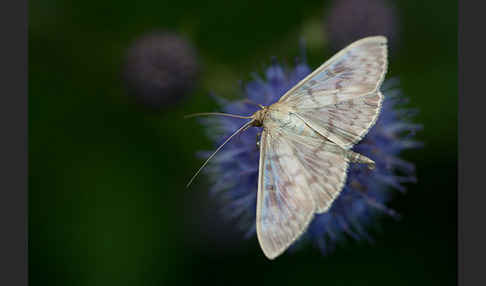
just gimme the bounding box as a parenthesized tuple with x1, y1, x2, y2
(279, 36, 387, 149)
(256, 127, 349, 259)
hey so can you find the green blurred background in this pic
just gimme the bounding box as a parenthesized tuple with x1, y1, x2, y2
(29, 0, 457, 285)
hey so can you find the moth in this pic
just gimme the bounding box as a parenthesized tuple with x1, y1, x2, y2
(187, 36, 388, 259)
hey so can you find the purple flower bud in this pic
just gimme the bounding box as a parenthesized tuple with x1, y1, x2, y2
(123, 31, 199, 109)
(325, 0, 399, 52)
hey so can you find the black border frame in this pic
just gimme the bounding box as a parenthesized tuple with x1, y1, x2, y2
(0, 0, 28, 285)
(459, 1, 485, 286)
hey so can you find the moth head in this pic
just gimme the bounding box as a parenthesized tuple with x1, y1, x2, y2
(252, 107, 268, 127)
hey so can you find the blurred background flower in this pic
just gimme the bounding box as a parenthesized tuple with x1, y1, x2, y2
(197, 51, 422, 255)
(123, 31, 200, 109)
(324, 0, 399, 52)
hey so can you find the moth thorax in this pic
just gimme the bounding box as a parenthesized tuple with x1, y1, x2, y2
(252, 108, 268, 127)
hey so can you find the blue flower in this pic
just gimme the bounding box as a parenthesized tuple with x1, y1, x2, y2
(197, 53, 421, 255)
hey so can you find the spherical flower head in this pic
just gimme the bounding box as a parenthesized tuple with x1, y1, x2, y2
(123, 31, 199, 109)
(325, 0, 399, 52)
(197, 53, 421, 255)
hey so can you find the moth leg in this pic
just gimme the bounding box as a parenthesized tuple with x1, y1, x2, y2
(256, 131, 262, 148)
(346, 150, 375, 170)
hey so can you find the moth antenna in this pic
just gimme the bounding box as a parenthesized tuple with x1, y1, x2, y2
(186, 119, 255, 188)
(242, 99, 265, 109)
(184, 112, 253, 119)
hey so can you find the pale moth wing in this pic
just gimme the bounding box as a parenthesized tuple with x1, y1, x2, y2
(256, 36, 388, 259)
(256, 128, 315, 260)
(278, 36, 387, 149)
(256, 127, 350, 259)
(280, 129, 350, 214)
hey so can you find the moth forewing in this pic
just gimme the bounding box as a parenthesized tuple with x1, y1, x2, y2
(274, 36, 388, 149)
(278, 36, 387, 104)
(256, 129, 316, 260)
